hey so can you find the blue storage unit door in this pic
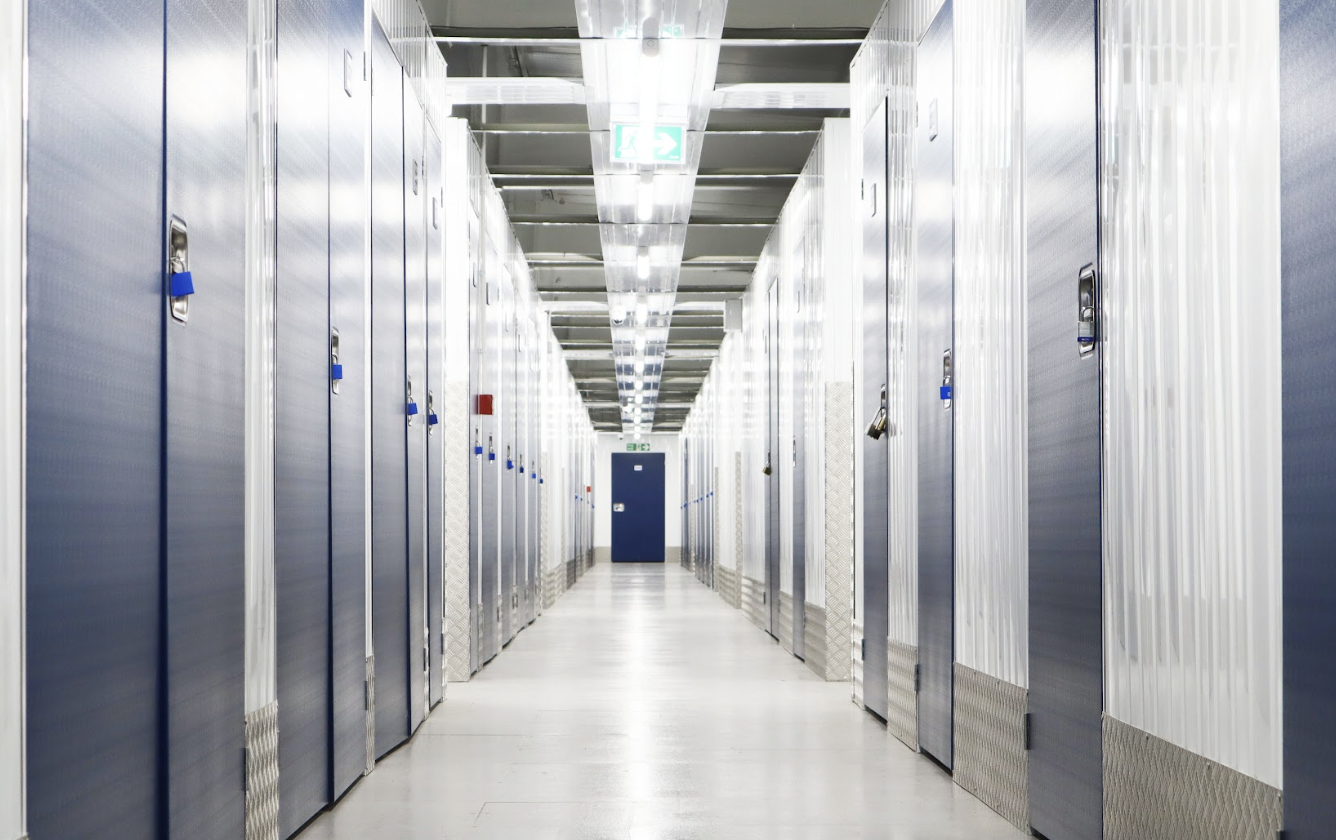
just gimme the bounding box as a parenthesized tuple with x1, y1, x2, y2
(860, 99, 892, 723)
(328, 0, 369, 800)
(275, 0, 333, 832)
(164, 0, 249, 835)
(915, 0, 955, 770)
(611, 453, 666, 562)
(1025, 0, 1103, 837)
(25, 0, 165, 836)
(425, 123, 446, 707)
(403, 83, 429, 735)
(370, 24, 410, 758)
(1282, 1, 1336, 836)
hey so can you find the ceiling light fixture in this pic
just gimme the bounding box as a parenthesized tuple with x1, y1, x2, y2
(636, 173, 654, 222)
(636, 245, 650, 280)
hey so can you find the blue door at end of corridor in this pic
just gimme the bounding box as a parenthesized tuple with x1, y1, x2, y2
(612, 452, 666, 562)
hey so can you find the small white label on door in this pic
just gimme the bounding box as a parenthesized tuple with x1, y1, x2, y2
(613, 503, 625, 512)
(634, 465, 643, 471)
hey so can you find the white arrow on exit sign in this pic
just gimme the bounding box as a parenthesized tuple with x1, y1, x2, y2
(611, 124, 686, 165)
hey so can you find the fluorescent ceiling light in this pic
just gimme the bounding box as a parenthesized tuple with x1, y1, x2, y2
(636, 246, 651, 280)
(636, 173, 654, 222)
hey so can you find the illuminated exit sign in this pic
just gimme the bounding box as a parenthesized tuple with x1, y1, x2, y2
(626, 443, 652, 452)
(612, 124, 685, 165)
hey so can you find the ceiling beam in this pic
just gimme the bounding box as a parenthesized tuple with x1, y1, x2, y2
(474, 123, 821, 136)
(432, 25, 868, 47)
(510, 216, 775, 228)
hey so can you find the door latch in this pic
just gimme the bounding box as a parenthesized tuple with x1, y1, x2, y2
(330, 329, 342, 395)
(1078, 263, 1099, 357)
(762, 452, 772, 477)
(866, 385, 890, 440)
(167, 216, 193, 324)
(427, 390, 438, 432)
(940, 350, 953, 408)
(406, 377, 418, 424)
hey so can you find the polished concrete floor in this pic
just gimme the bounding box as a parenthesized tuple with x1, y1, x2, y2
(299, 562, 1025, 840)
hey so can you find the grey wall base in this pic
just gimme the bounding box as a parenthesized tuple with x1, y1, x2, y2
(542, 565, 565, 609)
(821, 382, 855, 684)
(887, 642, 918, 750)
(804, 604, 828, 678)
(741, 575, 767, 632)
(1103, 715, 1282, 840)
(953, 664, 1028, 832)
(244, 701, 280, 840)
(716, 564, 740, 609)
(364, 656, 375, 775)
(594, 546, 612, 565)
(777, 591, 795, 655)
(852, 620, 864, 708)
(665, 546, 681, 566)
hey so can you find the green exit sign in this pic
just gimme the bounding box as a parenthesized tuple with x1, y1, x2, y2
(611, 124, 685, 165)
(626, 443, 652, 452)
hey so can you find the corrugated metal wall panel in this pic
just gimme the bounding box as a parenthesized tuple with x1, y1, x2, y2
(952, 0, 1028, 689)
(1101, 0, 1283, 788)
(0, 0, 21, 831)
(850, 0, 948, 655)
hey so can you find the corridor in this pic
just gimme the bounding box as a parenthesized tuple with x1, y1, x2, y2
(300, 563, 1023, 840)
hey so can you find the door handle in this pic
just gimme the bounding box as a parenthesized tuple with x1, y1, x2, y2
(762, 452, 772, 477)
(330, 329, 342, 395)
(1078, 263, 1098, 357)
(866, 384, 890, 440)
(940, 350, 953, 409)
(167, 216, 193, 324)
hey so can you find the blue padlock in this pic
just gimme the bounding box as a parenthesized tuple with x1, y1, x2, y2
(475, 445, 484, 456)
(406, 401, 419, 416)
(331, 363, 344, 381)
(428, 412, 439, 426)
(940, 385, 952, 401)
(170, 271, 194, 297)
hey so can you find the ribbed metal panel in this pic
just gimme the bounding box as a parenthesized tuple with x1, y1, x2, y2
(1101, 0, 1283, 789)
(851, 0, 948, 653)
(952, 0, 1028, 689)
(370, 0, 448, 132)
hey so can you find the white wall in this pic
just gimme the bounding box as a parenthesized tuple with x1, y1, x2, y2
(594, 433, 682, 554)
(1, 0, 25, 834)
(1101, 0, 1283, 788)
(952, 0, 1028, 689)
